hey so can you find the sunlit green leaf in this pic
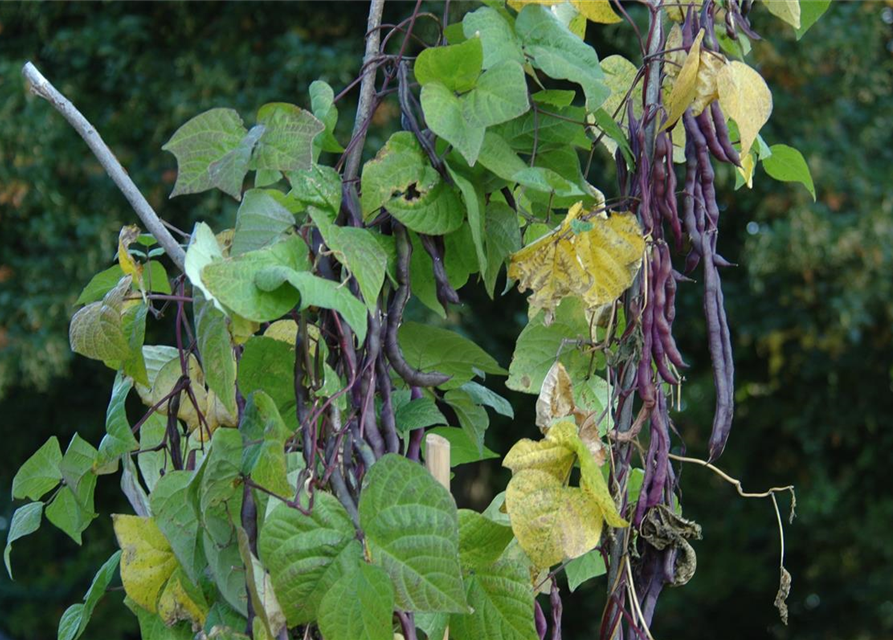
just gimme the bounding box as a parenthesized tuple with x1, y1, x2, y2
(398, 322, 507, 390)
(415, 37, 484, 93)
(359, 454, 469, 613)
(12, 436, 63, 501)
(95, 373, 139, 474)
(162, 108, 249, 198)
(317, 562, 395, 640)
(463, 7, 525, 69)
(515, 5, 608, 111)
(762, 144, 816, 200)
(449, 558, 537, 640)
(259, 494, 362, 625)
(150, 471, 205, 584)
(445, 388, 490, 456)
(565, 548, 605, 592)
(253, 103, 324, 173)
(310, 80, 344, 153)
(457, 509, 514, 570)
(4, 502, 43, 579)
(201, 236, 310, 322)
(69, 276, 131, 364)
(254, 266, 368, 343)
(232, 189, 297, 256)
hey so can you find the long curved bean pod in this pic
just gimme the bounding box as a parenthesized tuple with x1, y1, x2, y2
(385, 224, 451, 387)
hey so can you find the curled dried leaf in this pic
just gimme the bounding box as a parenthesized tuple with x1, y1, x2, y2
(536, 361, 576, 431)
(775, 566, 792, 625)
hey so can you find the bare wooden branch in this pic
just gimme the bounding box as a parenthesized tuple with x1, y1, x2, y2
(344, 0, 386, 181)
(21, 62, 187, 271)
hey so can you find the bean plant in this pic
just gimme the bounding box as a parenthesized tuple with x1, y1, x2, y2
(6, 0, 823, 638)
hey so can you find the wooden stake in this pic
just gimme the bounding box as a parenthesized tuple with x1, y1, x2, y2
(425, 433, 451, 490)
(425, 433, 451, 640)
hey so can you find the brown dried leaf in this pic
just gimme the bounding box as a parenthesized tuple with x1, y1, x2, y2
(775, 566, 792, 625)
(536, 362, 576, 431)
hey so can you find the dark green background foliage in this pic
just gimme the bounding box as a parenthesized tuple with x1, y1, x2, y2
(1, 2, 891, 639)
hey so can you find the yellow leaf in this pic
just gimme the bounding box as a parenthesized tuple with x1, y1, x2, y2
(662, 29, 705, 131)
(263, 319, 299, 344)
(503, 434, 576, 481)
(662, 25, 685, 85)
(571, 0, 622, 24)
(546, 421, 627, 527)
(508, 203, 644, 324)
(737, 152, 756, 188)
(761, 0, 801, 28)
(508, 0, 620, 24)
(716, 61, 773, 158)
(692, 49, 726, 116)
(536, 361, 576, 430)
(157, 566, 208, 628)
(665, 0, 702, 22)
(505, 469, 604, 569)
(118, 225, 143, 280)
(112, 514, 178, 613)
(238, 528, 287, 639)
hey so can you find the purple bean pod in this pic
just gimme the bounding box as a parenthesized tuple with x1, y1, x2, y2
(665, 135, 685, 252)
(654, 244, 687, 369)
(710, 102, 742, 166)
(695, 110, 732, 164)
(385, 224, 452, 387)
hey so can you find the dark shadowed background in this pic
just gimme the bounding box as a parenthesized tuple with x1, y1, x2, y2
(1, 2, 892, 639)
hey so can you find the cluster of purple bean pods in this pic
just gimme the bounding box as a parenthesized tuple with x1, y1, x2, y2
(602, 2, 757, 634)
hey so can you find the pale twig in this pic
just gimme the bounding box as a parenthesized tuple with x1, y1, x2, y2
(344, 0, 386, 181)
(21, 62, 186, 271)
(669, 452, 796, 622)
(667, 453, 796, 501)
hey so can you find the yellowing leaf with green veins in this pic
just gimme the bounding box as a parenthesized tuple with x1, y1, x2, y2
(738, 152, 757, 188)
(505, 469, 603, 569)
(665, 0, 702, 22)
(662, 29, 705, 131)
(717, 61, 773, 158)
(508, 0, 620, 24)
(112, 514, 179, 613)
(761, 0, 801, 28)
(547, 421, 626, 527)
(503, 421, 626, 568)
(69, 276, 132, 364)
(503, 423, 576, 481)
(508, 203, 644, 324)
(156, 566, 209, 628)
